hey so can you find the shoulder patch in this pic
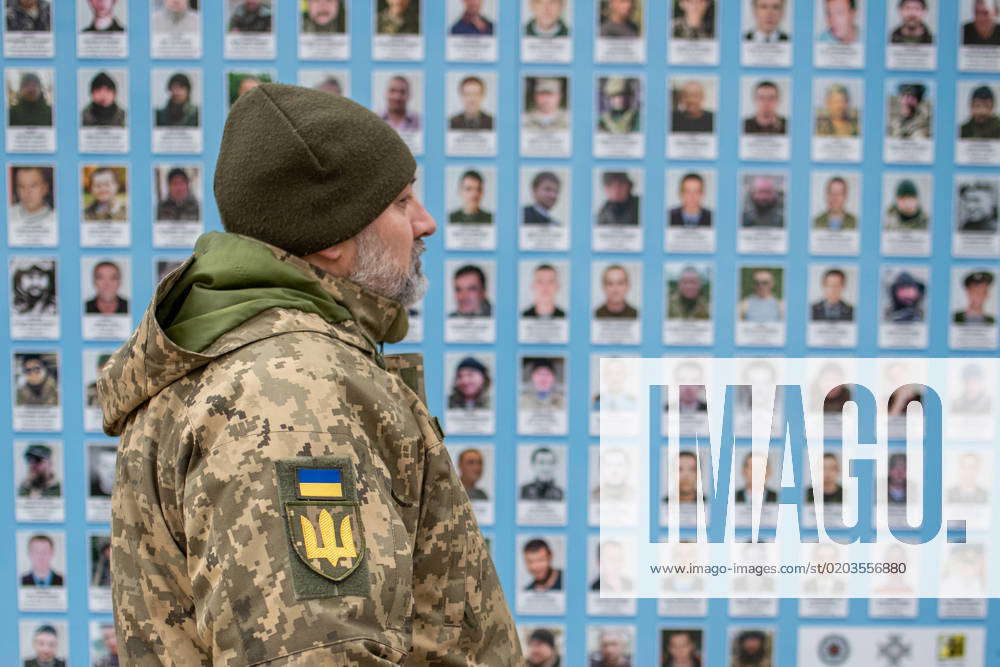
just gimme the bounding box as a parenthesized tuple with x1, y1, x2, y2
(276, 457, 370, 598)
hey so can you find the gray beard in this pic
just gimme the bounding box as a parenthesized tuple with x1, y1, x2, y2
(348, 224, 427, 307)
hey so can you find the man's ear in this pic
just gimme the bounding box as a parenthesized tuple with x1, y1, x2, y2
(312, 244, 344, 263)
(302, 237, 354, 276)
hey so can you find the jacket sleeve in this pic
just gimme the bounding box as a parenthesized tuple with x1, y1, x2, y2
(183, 429, 413, 666)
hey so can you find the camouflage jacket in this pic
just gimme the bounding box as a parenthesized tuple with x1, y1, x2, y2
(99, 238, 520, 666)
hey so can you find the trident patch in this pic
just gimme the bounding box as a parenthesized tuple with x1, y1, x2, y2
(285, 502, 364, 581)
(276, 457, 367, 592)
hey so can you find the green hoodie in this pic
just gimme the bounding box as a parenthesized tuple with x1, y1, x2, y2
(155, 232, 352, 353)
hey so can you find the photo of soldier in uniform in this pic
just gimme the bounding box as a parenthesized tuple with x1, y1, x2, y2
(450, 0, 493, 34)
(947, 300, 996, 373)
(81, 71, 126, 128)
(596, 76, 640, 133)
(449, 264, 492, 316)
(6, 70, 53, 127)
(889, 0, 933, 43)
(302, 0, 345, 32)
(82, 167, 128, 221)
(963, 0, 1000, 45)
(811, 268, 854, 321)
(155, 167, 201, 222)
(17, 443, 60, 498)
(599, 0, 641, 37)
(376, 0, 419, 34)
(884, 178, 929, 231)
(887, 82, 932, 139)
(80, 0, 124, 32)
(594, 264, 638, 319)
(523, 76, 569, 130)
(448, 169, 492, 223)
(449, 75, 493, 130)
(6, 0, 52, 32)
(815, 82, 860, 137)
(447, 356, 491, 409)
(21, 623, 66, 667)
(960, 85, 1000, 139)
(595, 171, 640, 226)
(668, 265, 711, 320)
(743, 79, 787, 135)
(957, 178, 999, 232)
(14, 354, 58, 407)
(519, 446, 564, 501)
(518, 359, 565, 418)
(155, 72, 199, 128)
(20, 533, 63, 586)
(88, 444, 117, 498)
(954, 271, 996, 324)
(671, 79, 715, 133)
(522, 264, 566, 318)
(669, 172, 712, 227)
(11, 260, 56, 316)
(672, 0, 714, 39)
(227, 0, 271, 32)
(522, 538, 563, 591)
(813, 175, 858, 230)
(84, 260, 129, 314)
(525, 0, 569, 36)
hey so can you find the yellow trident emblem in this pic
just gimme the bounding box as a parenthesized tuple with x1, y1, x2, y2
(300, 510, 357, 566)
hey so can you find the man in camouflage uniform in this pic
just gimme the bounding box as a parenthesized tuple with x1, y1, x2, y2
(17, 354, 58, 406)
(518, 359, 565, 414)
(597, 77, 639, 134)
(99, 83, 520, 665)
(668, 266, 710, 320)
(888, 83, 931, 139)
(377, 0, 419, 34)
(17, 443, 61, 498)
(6, 0, 51, 31)
(884, 178, 929, 230)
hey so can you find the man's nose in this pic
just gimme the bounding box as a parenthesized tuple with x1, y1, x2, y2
(412, 198, 437, 238)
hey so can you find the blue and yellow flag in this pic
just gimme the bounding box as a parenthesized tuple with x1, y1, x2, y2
(297, 468, 343, 498)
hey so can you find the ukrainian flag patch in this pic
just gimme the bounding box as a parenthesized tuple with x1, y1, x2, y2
(297, 467, 344, 499)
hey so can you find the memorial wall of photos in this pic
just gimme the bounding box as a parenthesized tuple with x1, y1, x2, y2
(1, 0, 999, 664)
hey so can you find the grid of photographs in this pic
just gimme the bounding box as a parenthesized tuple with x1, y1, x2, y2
(1, 0, 998, 664)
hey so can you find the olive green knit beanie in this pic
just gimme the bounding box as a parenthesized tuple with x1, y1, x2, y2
(213, 83, 416, 256)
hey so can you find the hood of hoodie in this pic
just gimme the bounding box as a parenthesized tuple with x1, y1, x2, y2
(97, 231, 409, 436)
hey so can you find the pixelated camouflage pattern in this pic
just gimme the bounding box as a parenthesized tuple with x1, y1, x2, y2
(16, 375, 59, 406)
(98, 234, 521, 666)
